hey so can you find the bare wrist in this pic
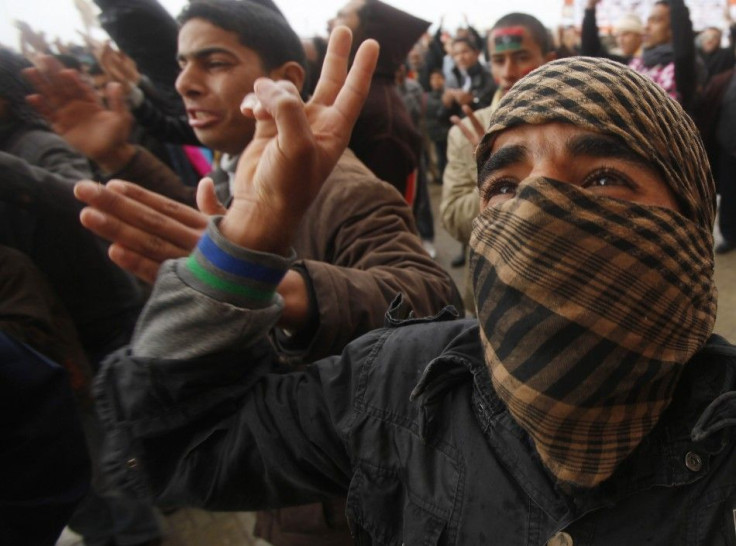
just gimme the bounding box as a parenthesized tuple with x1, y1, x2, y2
(219, 202, 295, 256)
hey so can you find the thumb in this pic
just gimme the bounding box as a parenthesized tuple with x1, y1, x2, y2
(196, 177, 227, 215)
(106, 81, 129, 111)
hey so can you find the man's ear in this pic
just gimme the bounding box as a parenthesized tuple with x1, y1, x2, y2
(268, 61, 306, 93)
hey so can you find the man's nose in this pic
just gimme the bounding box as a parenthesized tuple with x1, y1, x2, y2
(175, 65, 201, 98)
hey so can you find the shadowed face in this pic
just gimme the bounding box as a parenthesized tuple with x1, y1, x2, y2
(644, 4, 672, 48)
(700, 28, 721, 54)
(451, 41, 479, 71)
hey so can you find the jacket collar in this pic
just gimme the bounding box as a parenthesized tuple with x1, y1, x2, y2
(412, 330, 736, 522)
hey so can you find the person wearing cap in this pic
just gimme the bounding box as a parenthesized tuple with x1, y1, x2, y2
(582, 4, 643, 64)
(94, 26, 736, 544)
(614, 13, 644, 59)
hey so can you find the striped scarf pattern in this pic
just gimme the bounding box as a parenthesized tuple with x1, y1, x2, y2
(470, 57, 718, 487)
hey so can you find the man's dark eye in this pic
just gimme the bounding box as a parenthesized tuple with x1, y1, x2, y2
(583, 168, 632, 189)
(482, 178, 517, 203)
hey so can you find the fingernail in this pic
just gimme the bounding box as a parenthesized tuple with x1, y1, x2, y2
(81, 207, 106, 225)
(73, 180, 99, 199)
(241, 93, 257, 112)
(107, 180, 127, 193)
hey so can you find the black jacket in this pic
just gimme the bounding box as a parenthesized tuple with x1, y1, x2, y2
(97, 272, 736, 544)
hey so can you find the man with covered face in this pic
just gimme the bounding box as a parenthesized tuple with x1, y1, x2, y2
(94, 27, 736, 544)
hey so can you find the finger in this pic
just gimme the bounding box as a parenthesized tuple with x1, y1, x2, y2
(241, 92, 276, 126)
(196, 177, 227, 215)
(104, 180, 208, 229)
(80, 206, 193, 263)
(25, 93, 55, 121)
(22, 66, 58, 107)
(451, 116, 481, 147)
(105, 82, 127, 115)
(311, 26, 353, 106)
(63, 69, 100, 103)
(332, 37, 379, 129)
(252, 78, 312, 155)
(461, 105, 486, 137)
(37, 56, 85, 102)
(240, 93, 258, 118)
(108, 244, 161, 285)
(75, 181, 204, 250)
(254, 80, 301, 121)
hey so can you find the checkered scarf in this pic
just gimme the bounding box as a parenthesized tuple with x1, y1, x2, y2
(469, 57, 717, 487)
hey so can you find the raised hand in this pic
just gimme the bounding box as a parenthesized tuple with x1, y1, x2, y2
(24, 56, 136, 172)
(219, 26, 379, 255)
(98, 43, 141, 96)
(450, 104, 486, 148)
(74, 180, 208, 283)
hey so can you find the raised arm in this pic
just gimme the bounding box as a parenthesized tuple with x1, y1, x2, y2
(24, 56, 138, 174)
(581, 0, 604, 57)
(670, 0, 699, 112)
(25, 56, 196, 205)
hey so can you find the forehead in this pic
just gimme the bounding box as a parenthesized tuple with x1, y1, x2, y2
(703, 29, 720, 39)
(649, 4, 670, 20)
(178, 18, 256, 59)
(489, 26, 539, 55)
(452, 41, 474, 53)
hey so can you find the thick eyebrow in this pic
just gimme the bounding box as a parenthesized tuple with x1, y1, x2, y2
(565, 133, 652, 169)
(477, 144, 528, 188)
(176, 47, 236, 64)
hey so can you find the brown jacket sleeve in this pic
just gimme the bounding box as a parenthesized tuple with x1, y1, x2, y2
(289, 151, 463, 362)
(108, 146, 197, 207)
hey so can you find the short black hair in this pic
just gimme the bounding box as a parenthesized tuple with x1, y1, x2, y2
(452, 37, 480, 52)
(178, 0, 305, 72)
(491, 13, 553, 55)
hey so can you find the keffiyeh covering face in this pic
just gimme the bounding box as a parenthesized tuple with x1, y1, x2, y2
(470, 57, 717, 487)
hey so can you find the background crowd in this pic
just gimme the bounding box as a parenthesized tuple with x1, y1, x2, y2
(1, 0, 736, 545)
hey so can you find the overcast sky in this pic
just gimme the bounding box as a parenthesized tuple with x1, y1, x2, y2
(0, 0, 576, 51)
(0, 0, 730, 52)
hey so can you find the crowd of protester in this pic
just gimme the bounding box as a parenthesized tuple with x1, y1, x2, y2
(2, 0, 736, 545)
